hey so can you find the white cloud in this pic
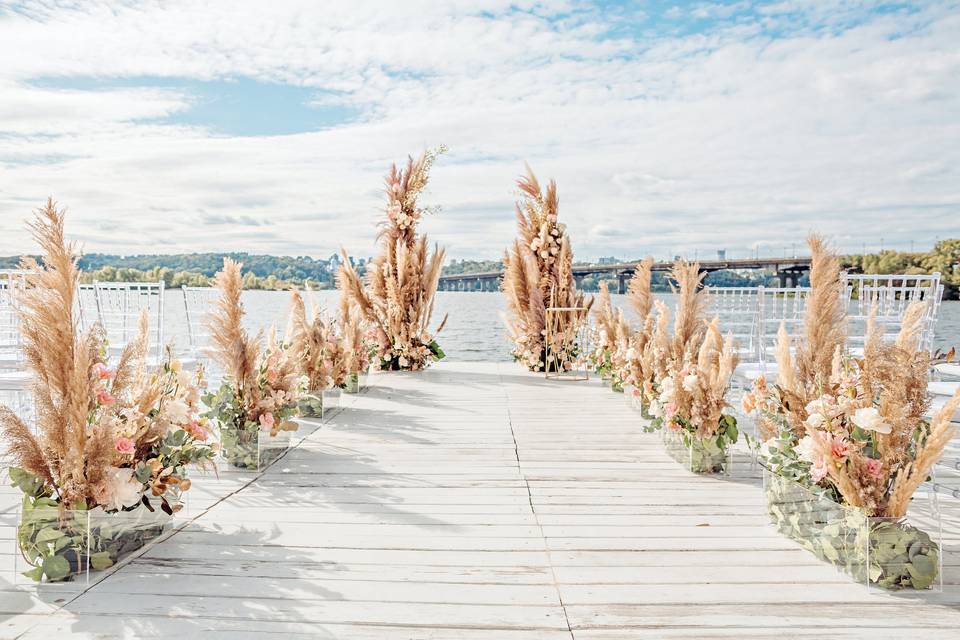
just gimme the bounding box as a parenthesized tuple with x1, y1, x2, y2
(0, 0, 957, 261)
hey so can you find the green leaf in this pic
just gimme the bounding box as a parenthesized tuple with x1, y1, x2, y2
(34, 527, 66, 544)
(21, 566, 44, 582)
(41, 554, 72, 581)
(89, 551, 114, 571)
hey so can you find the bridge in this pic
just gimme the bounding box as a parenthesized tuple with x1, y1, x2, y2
(437, 256, 813, 293)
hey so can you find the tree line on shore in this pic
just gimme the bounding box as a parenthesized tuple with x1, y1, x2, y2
(2, 240, 956, 298)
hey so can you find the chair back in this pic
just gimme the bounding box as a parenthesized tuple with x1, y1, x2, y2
(182, 286, 219, 352)
(842, 272, 943, 352)
(0, 270, 28, 369)
(92, 281, 165, 360)
(707, 286, 763, 361)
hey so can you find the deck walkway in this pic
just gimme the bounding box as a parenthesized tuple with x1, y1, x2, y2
(3, 361, 960, 638)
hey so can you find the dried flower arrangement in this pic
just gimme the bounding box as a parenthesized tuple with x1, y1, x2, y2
(744, 234, 959, 589)
(619, 258, 655, 407)
(503, 165, 591, 371)
(287, 291, 371, 416)
(338, 148, 448, 371)
(1, 201, 214, 582)
(588, 282, 629, 388)
(645, 262, 739, 472)
(203, 258, 300, 469)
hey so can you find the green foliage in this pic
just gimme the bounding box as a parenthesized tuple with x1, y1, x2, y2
(662, 415, 738, 474)
(12, 468, 168, 582)
(766, 473, 940, 590)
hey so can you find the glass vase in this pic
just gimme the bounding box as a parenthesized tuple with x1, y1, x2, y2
(763, 468, 942, 590)
(16, 503, 172, 585)
(219, 422, 291, 471)
(662, 428, 729, 474)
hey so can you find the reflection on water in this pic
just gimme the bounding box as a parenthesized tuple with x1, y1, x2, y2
(161, 290, 960, 362)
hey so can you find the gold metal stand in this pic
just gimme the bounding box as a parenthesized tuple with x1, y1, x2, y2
(544, 305, 590, 381)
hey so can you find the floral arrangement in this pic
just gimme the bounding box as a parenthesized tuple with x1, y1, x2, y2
(588, 282, 630, 389)
(203, 258, 300, 468)
(638, 261, 739, 472)
(1, 201, 214, 582)
(618, 258, 655, 404)
(287, 291, 370, 415)
(502, 165, 591, 371)
(338, 148, 448, 371)
(744, 234, 959, 589)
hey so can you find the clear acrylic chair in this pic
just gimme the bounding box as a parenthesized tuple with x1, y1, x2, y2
(92, 281, 165, 364)
(182, 286, 221, 381)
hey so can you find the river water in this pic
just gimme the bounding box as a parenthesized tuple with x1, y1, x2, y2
(161, 290, 960, 362)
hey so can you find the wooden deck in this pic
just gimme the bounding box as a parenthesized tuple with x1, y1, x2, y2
(4, 360, 960, 638)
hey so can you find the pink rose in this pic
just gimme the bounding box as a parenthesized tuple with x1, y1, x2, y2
(322, 359, 333, 370)
(91, 363, 114, 380)
(185, 420, 207, 441)
(267, 367, 279, 385)
(811, 455, 829, 482)
(830, 435, 850, 462)
(96, 389, 116, 406)
(864, 458, 883, 479)
(665, 402, 678, 419)
(259, 412, 275, 430)
(114, 436, 135, 454)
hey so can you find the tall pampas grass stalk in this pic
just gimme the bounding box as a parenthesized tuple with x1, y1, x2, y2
(1, 201, 213, 582)
(204, 258, 300, 444)
(338, 147, 448, 371)
(502, 164, 591, 371)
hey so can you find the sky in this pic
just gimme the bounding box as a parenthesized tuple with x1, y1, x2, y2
(0, 0, 957, 262)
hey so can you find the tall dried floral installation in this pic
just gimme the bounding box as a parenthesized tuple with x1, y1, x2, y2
(502, 165, 591, 372)
(743, 234, 960, 589)
(338, 148, 448, 371)
(1, 201, 213, 582)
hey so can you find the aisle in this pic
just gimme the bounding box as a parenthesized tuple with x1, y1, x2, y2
(4, 361, 960, 638)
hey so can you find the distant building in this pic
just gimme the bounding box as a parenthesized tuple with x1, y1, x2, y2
(717, 249, 726, 260)
(597, 256, 619, 265)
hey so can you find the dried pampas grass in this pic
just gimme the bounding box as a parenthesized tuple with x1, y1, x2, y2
(339, 148, 447, 371)
(503, 164, 590, 371)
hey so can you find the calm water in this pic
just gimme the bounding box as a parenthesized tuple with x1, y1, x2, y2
(161, 290, 960, 362)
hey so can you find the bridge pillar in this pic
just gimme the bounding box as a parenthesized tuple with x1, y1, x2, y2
(617, 271, 627, 295)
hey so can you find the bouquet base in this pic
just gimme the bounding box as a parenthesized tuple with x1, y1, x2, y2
(662, 429, 729, 474)
(763, 468, 942, 590)
(343, 371, 369, 394)
(220, 424, 292, 471)
(16, 503, 172, 584)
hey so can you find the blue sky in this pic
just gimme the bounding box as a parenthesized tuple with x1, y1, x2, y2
(0, 1, 957, 260)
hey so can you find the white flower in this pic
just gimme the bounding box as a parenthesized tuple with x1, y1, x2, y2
(660, 376, 675, 397)
(625, 347, 637, 361)
(805, 396, 833, 417)
(851, 407, 891, 434)
(649, 399, 662, 418)
(164, 398, 192, 424)
(795, 435, 817, 463)
(100, 467, 143, 512)
(804, 412, 827, 430)
(682, 374, 699, 392)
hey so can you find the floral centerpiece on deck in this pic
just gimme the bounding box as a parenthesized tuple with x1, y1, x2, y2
(743, 234, 959, 589)
(338, 148, 448, 371)
(1, 201, 214, 582)
(503, 165, 591, 372)
(204, 259, 300, 469)
(589, 282, 630, 390)
(644, 261, 740, 472)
